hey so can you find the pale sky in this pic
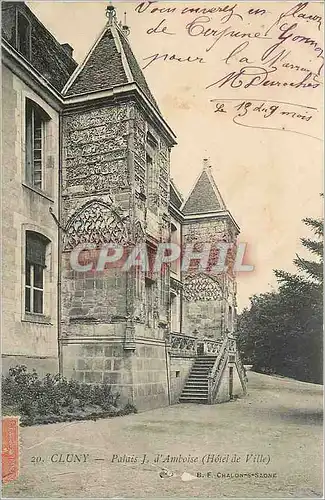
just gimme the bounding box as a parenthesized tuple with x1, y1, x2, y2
(28, 1, 323, 310)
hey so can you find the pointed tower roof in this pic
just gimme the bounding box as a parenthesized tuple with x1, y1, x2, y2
(181, 159, 227, 215)
(62, 4, 159, 112)
(170, 179, 183, 210)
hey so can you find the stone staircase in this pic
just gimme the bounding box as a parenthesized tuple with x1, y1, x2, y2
(179, 355, 217, 403)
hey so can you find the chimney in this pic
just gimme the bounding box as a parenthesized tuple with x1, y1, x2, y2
(61, 43, 74, 58)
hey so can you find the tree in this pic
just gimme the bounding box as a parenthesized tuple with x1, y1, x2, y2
(237, 212, 323, 384)
(275, 215, 323, 289)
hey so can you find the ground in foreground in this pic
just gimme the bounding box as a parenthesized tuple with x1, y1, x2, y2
(3, 371, 323, 498)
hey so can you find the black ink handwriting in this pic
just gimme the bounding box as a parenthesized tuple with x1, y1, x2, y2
(206, 66, 321, 90)
(186, 16, 271, 52)
(142, 53, 206, 70)
(265, 2, 322, 35)
(147, 18, 175, 35)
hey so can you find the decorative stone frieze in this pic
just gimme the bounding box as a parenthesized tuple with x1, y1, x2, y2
(65, 105, 129, 132)
(183, 220, 227, 243)
(134, 220, 145, 243)
(63, 199, 130, 250)
(170, 333, 197, 357)
(66, 158, 129, 193)
(183, 273, 222, 302)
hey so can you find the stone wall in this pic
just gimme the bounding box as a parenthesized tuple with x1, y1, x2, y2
(170, 357, 194, 404)
(132, 106, 171, 335)
(2, 64, 59, 374)
(60, 101, 133, 353)
(182, 294, 223, 338)
(61, 101, 172, 339)
(132, 342, 169, 410)
(61, 342, 133, 403)
(215, 365, 230, 403)
(61, 341, 169, 410)
(60, 98, 173, 411)
(181, 216, 238, 338)
(214, 362, 245, 403)
(62, 103, 131, 200)
(233, 362, 246, 398)
(2, 355, 58, 378)
(61, 253, 128, 331)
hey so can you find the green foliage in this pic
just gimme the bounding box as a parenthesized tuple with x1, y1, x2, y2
(237, 212, 323, 384)
(2, 365, 137, 426)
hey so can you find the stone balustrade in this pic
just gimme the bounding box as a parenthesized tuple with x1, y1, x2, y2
(201, 338, 224, 355)
(207, 336, 229, 403)
(236, 350, 248, 389)
(170, 333, 227, 358)
(169, 333, 197, 357)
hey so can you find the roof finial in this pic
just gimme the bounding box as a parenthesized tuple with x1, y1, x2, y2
(122, 11, 131, 36)
(203, 158, 210, 171)
(106, 1, 117, 25)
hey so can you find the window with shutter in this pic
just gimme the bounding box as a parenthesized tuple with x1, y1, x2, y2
(25, 232, 49, 314)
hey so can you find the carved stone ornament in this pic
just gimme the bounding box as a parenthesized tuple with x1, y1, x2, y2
(170, 333, 196, 355)
(134, 220, 146, 243)
(63, 199, 130, 250)
(183, 273, 223, 302)
(65, 157, 129, 193)
(65, 105, 128, 132)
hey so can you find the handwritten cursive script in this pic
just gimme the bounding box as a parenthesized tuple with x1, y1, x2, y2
(135, 1, 323, 139)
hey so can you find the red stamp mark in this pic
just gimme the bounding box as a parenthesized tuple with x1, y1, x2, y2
(2, 416, 19, 484)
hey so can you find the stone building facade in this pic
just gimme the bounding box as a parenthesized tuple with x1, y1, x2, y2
(2, 1, 77, 375)
(2, 2, 246, 410)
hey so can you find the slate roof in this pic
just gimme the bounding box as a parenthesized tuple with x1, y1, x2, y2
(2, 2, 77, 92)
(64, 21, 160, 112)
(170, 180, 183, 210)
(182, 167, 226, 215)
(119, 33, 159, 110)
(64, 28, 127, 96)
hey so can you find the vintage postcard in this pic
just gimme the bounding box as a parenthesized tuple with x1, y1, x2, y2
(1, 0, 323, 498)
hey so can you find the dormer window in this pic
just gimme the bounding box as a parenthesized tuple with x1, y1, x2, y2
(17, 11, 31, 59)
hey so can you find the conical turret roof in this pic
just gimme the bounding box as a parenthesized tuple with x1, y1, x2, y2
(62, 5, 159, 113)
(182, 159, 227, 215)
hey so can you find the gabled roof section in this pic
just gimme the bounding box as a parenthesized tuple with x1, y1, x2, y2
(62, 6, 159, 112)
(2, 2, 77, 92)
(181, 159, 226, 215)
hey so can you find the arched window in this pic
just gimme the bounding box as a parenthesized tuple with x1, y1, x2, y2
(25, 231, 50, 314)
(25, 99, 51, 190)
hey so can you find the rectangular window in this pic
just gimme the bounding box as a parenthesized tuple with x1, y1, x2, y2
(17, 12, 31, 59)
(170, 292, 178, 332)
(25, 100, 46, 190)
(25, 232, 48, 314)
(146, 131, 159, 211)
(228, 305, 233, 332)
(170, 223, 179, 274)
(145, 278, 154, 327)
(146, 153, 153, 201)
